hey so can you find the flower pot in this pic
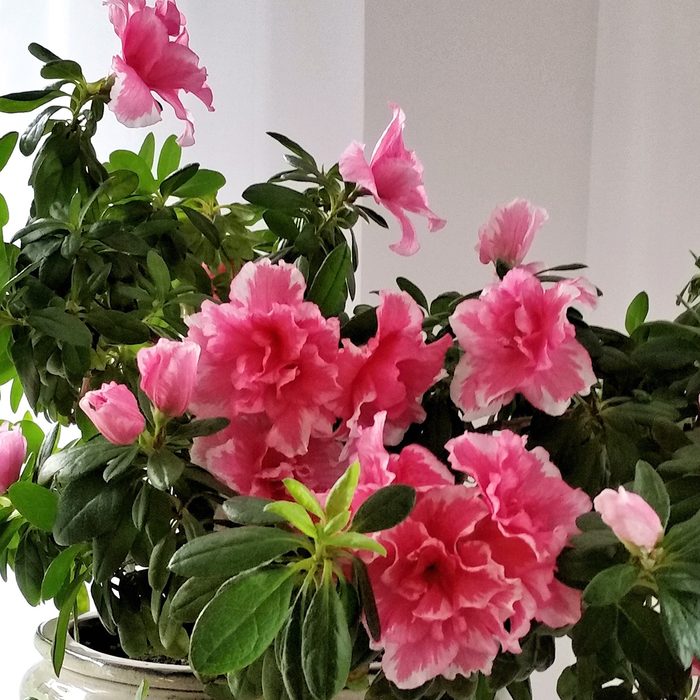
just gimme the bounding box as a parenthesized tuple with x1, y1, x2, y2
(20, 615, 207, 699)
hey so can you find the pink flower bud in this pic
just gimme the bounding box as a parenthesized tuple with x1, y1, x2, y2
(593, 486, 663, 551)
(79, 382, 145, 445)
(0, 425, 27, 494)
(137, 339, 200, 417)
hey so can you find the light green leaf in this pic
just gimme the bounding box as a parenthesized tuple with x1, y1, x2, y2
(328, 531, 386, 556)
(8, 481, 57, 531)
(157, 135, 181, 181)
(0, 131, 18, 172)
(264, 501, 317, 539)
(324, 462, 360, 521)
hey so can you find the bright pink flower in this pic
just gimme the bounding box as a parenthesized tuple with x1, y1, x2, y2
(365, 486, 520, 688)
(339, 104, 445, 255)
(333, 291, 451, 444)
(106, 0, 214, 146)
(137, 338, 200, 417)
(186, 260, 341, 458)
(190, 413, 343, 499)
(79, 382, 146, 445)
(448, 430, 591, 643)
(477, 199, 548, 268)
(341, 412, 453, 511)
(0, 425, 27, 494)
(593, 486, 663, 551)
(449, 268, 596, 419)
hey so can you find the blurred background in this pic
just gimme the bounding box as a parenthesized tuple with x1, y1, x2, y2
(2, 0, 700, 695)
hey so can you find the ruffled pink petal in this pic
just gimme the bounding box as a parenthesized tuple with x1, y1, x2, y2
(371, 103, 409, 164)
(536, 579, 583, 628)
(339, 141, 378, 197)
(156, 88, 196, 146)
(229, 259, 305, 312)
(384, 201, 421, 256)
(109, 56, 161, 128)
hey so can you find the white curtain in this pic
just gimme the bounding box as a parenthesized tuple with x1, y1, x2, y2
(2, 0, 700, 693)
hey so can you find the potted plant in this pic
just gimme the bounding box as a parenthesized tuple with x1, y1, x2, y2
(2, 2, 700, 699)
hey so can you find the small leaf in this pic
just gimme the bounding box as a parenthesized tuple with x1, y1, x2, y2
(625, 291, 649, 335)
(242, 183, 311, 213)
(329, 532, 386, 556)
(138, 133, 156, 170)
(190, 567, 295, 676)
(396, 277, 429, 310)
(583, 563, 639, 606)
(173, 169, 226, 198)
(180, 205, 219, 246)
(28, 43, 62, 63)
(160, 163, 199, 199)
(170, 576, 228, 622)
(306, 243, 351, 317)
(135, 679, 150, 700)
(352, 558, 380, 641)
(267, 132, 317, 169)
(41, 544, 84, 601)
(0, 131, 18, 172)
(222, 496, 285, 526)
(28, 308, 92, 347)
(351, 485, 416, 533)
(633, 460, 670, 529)
(282, 479, 325, 519)
(146, 249, 171, 299)
(157, 135, 182, 181)
(324, 462, 360, 521)
(264, 501, 317, 538)
(40, 59, 82, 82)
(147, 449, 185, 491)
(8, 481, 58, 531)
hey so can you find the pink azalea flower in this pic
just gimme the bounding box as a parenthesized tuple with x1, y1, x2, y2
(0, 425, 27, 494)
(186, 260, 341, 458)
(365, 486, 521, 689)
(449, 268, 596, 419)
(333, 291, 451, 444)
(339, 104, 445, 255)
(477, 199, 548, 268)
(190, 413, 343, 499)
(340, 412, 454, 511)
(137, 338, 200, 417)
(448, 430, 591, 644)
(79, 382, 146, 445)
(593, 486, 663, 551)
(106, 0, 214, 146)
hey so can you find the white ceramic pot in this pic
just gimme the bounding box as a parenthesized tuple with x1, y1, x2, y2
(20, 617, 207, 699)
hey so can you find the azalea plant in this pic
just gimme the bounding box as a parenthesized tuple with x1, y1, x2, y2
(2, 3, 700, 700)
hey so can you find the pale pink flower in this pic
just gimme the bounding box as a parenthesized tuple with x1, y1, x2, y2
(333, 291, 451, 444)
(340, 412, 453, 511)
(364, 486, 521, 689)
(0, 425, 27, 494)
(339, 104, 445, 255)
(106, 0, 214, 146)
(449, 268, 596, 419)
(191, 413, 343, 499)
(79, 382, 146, 445)
(593, 486, 663, 551)
(137, 338, 200, 417)
(186, 260, 341, 458)
(448, 430, 591, 644)
(477, 199, 548, 268)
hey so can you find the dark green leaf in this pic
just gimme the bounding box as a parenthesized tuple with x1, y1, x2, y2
(146, 249, 171, 298)
(306, 243, 351, 317)
(160, 163, 199, 199)
(242, 183, 311, 214)
(28, 43, 62, 63)
(351, 485, 415, 533)
(262, 645, 287, 700)
(352, 558, 380, 641)
(356, 205, 388, 229)
(40, 60, 83, 82)
(267, 133, 317, 169)
(181, 205, 219, 246)
(279, 591, 309, 700)
(149, 531, 177, 596)
(170, 527, 307, 578)
(92, 514, 137, 583)
(506, 680, 531, 700)
(157, 135, 181, 181)
(583, 564, 639, 606)
(0, 131, 18, 172)
(658, 588, 700, 667)
(86, 308, 151, 345)
(0, 89, 63, 114)
(15, 534, 44, 605)
(301, 583, 352, 700)
(173, 169, 226, 198)
(41, 544, 84, 601)
(147, 449, 185, 491)
(222, 496, 285, 526)
(190, 567, 294, 675)
(632, 460, 670, 528)
(396, 277, 429, 310)
(20, 105, 63, 156)
(171, 417, 229, 440)
(52, 575, 83, 675)
(8, 481, 58, 531)
(38, 440, 127, 485)
(28, 308, 92, 347)
(171, 576, 229, 622)
(103, 444, 139, 482)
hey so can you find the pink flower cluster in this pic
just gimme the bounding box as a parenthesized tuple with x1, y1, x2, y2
(106, 0, 213, 146)
(186, 260, 450, 498)
(365, 431, 591, 689)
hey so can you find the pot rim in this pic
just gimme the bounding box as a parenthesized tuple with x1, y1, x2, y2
(35, 613, 202, 689)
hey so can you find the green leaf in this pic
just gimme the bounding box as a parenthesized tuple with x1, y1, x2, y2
(170, 417, 229, 440)
(262, 645, 287, 700)
(352, 558, 380, 641)
(267, 133, 317, 170)
(135, 679, 150, 700)
(157, 135, 181, 181)
(173, 169, 226, 198)
(28, 308, 92, 347)
(15, 534, 44, 605)
(8, 481, 58, 531)
(41, 544, 84, 601)
(170, 576, 229, 623)
(38, 440, 127, 484)
(190, 567, 295, 675)
(583, 563, 639, 606)
(106, 149, 158, 194)
(279, 591, 309, 700)
(146, 249, 171, 299)
(0, 89, 63, 114)
(324, 462, 360, 521)
(242, 183, 311, 213)
(301, 584, 352, 700)
(632, 460, 670, 528)
(147, 449, 185, 491)
(222, 496, 285, 526)
(351, 485, 416, 533)
(0, 131, 18, 172)
(138, 133, 156, 170)
(170, 527, 307, 578)
(0, 193, 8, 229)
(40, 60, 82, 82)
(264, 501, 317, 538)
(306, 243, 351, 317)
(28, 43, 62, 63)
(282, 479, 324, 519)
(160, 163, 199, 199)
(506, 680, 532, 700)
(396, 277, 429, 310)
(53, 471, 131, 546)
(658, 588, 700, 667)
(103, 444, 139, 482)
(149, 532, 177, 597)
(180, 205, 220, 246)
(52, 575, 83, 675)
(87, 308, 152, 345)
(328, 532, 386, 556)
(20, 105, 63, 156)
(92, 514, 137, 585)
